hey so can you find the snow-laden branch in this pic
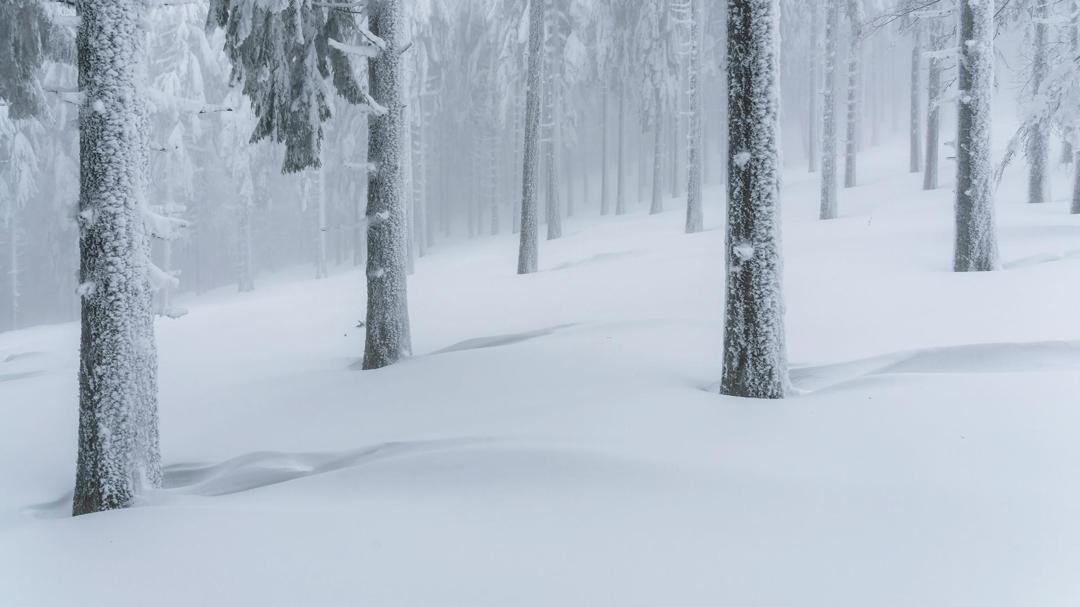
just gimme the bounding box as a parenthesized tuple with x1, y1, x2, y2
(145, 88, 234, 115)
(147, 261, 180, 291)
(361, 90, 388, 116)
(143, 207, 189, 241)
(328, 37, 380, 59)
(344, 161, 378, 173)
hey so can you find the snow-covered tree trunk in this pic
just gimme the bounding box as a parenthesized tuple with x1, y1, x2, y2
(316, 169, 329, 279)
(722, 0, 787, 399)
(73, 0, 162, 515)
(670, 110, 680, 198)
(809, 0, 820, 173)
(238, 173, 255, 292)
(616, 91, 627, 215)
(1027, 0, 1049, 204)
(954, 0, 998, 272)
(543, 42, 562, 240)
(924, 18, 943, 191)
(909, 20, 923, 173)
(820, 0, 840, 219)
(601, 86, 611, 215)
(6, 218, 17, 330)
(411, 102, 428, 255)
(651, 87, 665, 214)
(517, 0, 543, 274)
(843, 0, 862, 188)
(685, 0, 704, 233)
(1064, 3, 1078, 165)
(363, 0, 411, 369)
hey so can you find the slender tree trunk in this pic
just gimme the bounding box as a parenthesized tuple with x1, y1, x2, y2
(1028, 0, 1049, 203)
(670, 111, 680, 198)
(544, 49, 562, 239)
(820, 0, 840, 219)
(316, 169, 329, 279)
(924, 19, 942, 190)
(564, 148, 574, 218)
(616, 91, 627, 215)
(651, 87, 665, 215)
(74, 0, 161, 515)
(910, 20, 923, 173)
(363, 0, 411, 369)
(685, 0, 704, 233)
(954, 0, 999, 272)
(844, 0, 862, 189)
(7, 218, 17, 330)
(722, 0, 787, 399)
(517, 0, 543, 274)
(809, 0, 820, 173)
(601, 86, 611, 215)
(238, 177, 255, 292)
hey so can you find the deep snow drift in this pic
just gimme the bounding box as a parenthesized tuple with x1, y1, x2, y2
(3, 142, 1080, 606)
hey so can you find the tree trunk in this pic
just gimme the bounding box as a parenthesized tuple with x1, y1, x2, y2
(544, 47, 562, 239)
(722, 0, 787, 399)
(909, 20, 922, 173)
(685, 0, 704, 233)
(924, 18, 942, 191)
(238, 177, 255, 292)
(1028, 0, 1049, 203)
(954, 0, 999, 272)
(363, 0, 411, 369)
(316, 169, 329, 279)
(517, 0, 543, 274)
(820, 0, 840, 219)
(7, 218, 17, 330)
(73, 0, 161, 515)
(601, 86, 611, 215)
(651, 87, 665, 215)
(844, 0, 862, 189)
(616, 91, 627, 215)
(809, 0, 820, 173)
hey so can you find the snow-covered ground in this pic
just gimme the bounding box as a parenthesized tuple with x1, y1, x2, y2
(4, 143, 1080, 606)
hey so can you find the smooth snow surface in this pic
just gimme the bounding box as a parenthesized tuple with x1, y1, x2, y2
(3, 144, 1080, 605)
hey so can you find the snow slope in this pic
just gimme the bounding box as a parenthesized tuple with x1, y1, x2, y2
(3, 143, 1080, 606)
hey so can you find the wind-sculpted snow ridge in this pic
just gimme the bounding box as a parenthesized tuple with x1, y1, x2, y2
(434, 324, 577, 355)
(790, 340, 1080, 393)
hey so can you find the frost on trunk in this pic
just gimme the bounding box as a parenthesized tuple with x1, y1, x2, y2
(616, 91, 627, 215)
(924, 17, 943, 191)
(363, 0, 411, 370)
(954, 0, 998, 272)
(909, 19, 923, 173)
(685, 0, 704, 233)
(650, 87, 665, 214)
(600, 86, 611, 215)
(843, 0, 863, 189)
(722, 0, 787, 399)
(73, 0, 162, 515)
(543, 24, 562, 241)
(1027, 0, 1049, 204)
(819, 0, 840, 219)
(517, 0, 543, 274)
(808, 0, 820, 173)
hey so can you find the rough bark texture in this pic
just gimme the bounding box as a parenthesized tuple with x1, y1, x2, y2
(909, 20, 922, 173)
(363, 0, 411, 369)
(722, 0, 787, 399)
(517, 0, 543, 274)
(923, 18, 943, 191)
(809, 0, 820, 173)
(73, 0, 162, 516)
(819, 0, 840, 219)
(954, 0, 999, 272)
(685, 0, 704, 233)
(843, 0, 862, 189)
(1027, 0, 1049, 204)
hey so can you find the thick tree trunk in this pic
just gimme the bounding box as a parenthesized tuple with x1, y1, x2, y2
(954, 0, 999, 272)
(363, 0, 411, 369)
(73, 0, 161, 515)
(722, 0, 787, 399)
(685, 0, 704, 233)
(517, 0, 543, 274)
(909, 21, 922, 173)
(820, 0, 840, 219)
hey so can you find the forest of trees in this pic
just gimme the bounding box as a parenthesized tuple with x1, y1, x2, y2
(0, 0, 1075, 514)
